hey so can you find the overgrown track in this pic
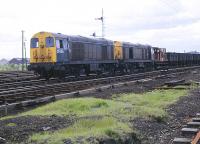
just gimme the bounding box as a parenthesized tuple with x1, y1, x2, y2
(0, 66, 199, 109)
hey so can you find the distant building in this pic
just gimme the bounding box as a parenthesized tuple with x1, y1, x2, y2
(9, 58, 30, 65)
(0, 59, 9, 65)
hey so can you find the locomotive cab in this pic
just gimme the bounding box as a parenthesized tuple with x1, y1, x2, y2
(55, 38, 69, 63)
(30, 32, 68, 78)
(30, 32, 57, 63)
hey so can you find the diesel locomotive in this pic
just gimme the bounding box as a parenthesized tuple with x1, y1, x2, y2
(28, 31, 200, 78)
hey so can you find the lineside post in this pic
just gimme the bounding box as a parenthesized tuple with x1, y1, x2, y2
(22, 30, 24, 71)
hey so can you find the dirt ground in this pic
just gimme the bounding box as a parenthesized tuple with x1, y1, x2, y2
(133, 89, 200, 144)
(0, 115, 75, 143)
(0, 69, 200, 144)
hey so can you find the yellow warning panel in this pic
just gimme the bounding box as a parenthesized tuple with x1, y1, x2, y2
(30, 32, 56, 63)
(114, 41, 123, 59)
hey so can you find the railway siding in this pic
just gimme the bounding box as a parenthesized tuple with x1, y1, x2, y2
(0, 66, 199, 110)
(0, 67, 200, 143)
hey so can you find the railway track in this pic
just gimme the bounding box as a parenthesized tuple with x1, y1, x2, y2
(0, 66, 199, 116)
(0, 71, 158, 105)
(0, 65, 198, 91)
(0, 73, 115, 90)
(173, 113, 200, 144)
(0, 71, 38, 83)
(0, 70, 151, 90)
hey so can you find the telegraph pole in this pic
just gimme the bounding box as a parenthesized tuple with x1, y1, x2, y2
(24, 41, 27, 70)
(22, 30, 24, 71)
(95, 8, 105, 38)
(101, 8, 105, 38)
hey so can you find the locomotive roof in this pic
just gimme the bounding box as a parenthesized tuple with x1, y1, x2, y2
(32, 31, 152, 47)
(122, 42, 151, 48)
(51, 32, 113, 45)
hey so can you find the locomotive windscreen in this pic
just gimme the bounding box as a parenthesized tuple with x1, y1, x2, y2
(31, 38, 39, 48)
(46, 37, 54, 47)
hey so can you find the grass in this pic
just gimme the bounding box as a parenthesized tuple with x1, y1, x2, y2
(6, 123, 17, 127)
(114, 89, 187, 120)
(20, 89, 187, 120)
(30, 117, 131, 144)
(0, 89, 189, 143)
(21, 98, 127, 117)
(189, 81, 200, 89)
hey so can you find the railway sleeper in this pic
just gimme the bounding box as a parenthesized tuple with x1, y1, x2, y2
(173, 112, 200, 144)
(0, 81, 40, 89)
(35, 93, 44, 97)
(181, 128, 199, 136)
(192, 118, 200, 122)
(173, 138, 192, 144)
(15, 101, 38, 108)
(174, 130, 200, 144)
(50, 90, 71, 94)
(24, 95, 38, 99)
(1, 86, 52, 95)
(187, 122, 200, 128)
(11, 92, 31, 96)
(2, 98, 23, 103)
(56, 90, 71, 93)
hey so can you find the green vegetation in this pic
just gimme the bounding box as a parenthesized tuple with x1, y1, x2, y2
(162, 83, 199, 90)
(30, 117, 131, 144)
(21, 89, 187, 120)
(0, 64, 23, 71)
(189, 81, 200, 89)
(21, 98, 127, 117)
(114, 89, 187, 120)
(6, 123, 17, 127)
(1, 89, 189, 143)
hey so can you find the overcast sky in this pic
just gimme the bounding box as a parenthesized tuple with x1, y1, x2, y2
(0, 0, 200, 59)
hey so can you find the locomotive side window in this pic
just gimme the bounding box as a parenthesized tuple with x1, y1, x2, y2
(31, 38, 39, 48)
(56, 39, 64, 48)
(60, 40, 63, 48)
(46, 37, 54, 47)
(63, 39, 69, 50)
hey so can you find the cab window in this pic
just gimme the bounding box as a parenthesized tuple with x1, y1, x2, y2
(56, 39, 63, 48)
(31, 38, 39, 48)
(46, 37, 54, 47)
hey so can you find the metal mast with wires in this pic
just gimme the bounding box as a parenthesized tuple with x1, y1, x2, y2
(21, 30, 27, 71)
(24, 41, 28, 69)
(95, 8, 105, 38)
(21, 30, 24, 71)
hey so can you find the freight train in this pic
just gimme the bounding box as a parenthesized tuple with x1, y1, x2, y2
(28, 31, 200, 78)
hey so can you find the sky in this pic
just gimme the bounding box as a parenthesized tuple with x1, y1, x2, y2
(0, 0, 200, 59)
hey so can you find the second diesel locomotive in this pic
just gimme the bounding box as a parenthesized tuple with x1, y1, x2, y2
(29, 31, 200, 78)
